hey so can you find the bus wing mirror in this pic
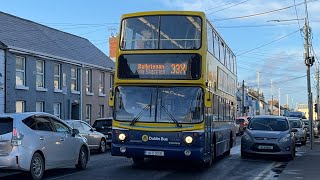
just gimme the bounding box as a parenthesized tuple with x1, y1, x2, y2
(108, 89, 114, 107)
(204, 91, 212, 108)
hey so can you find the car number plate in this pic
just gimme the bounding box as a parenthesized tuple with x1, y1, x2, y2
(258, 145, 273, 150)
(144, 151, 164, 156)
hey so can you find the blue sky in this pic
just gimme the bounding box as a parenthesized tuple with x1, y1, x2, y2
(1, 0, 320, 107)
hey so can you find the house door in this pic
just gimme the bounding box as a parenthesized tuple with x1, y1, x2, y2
(71, 103, 80, 120)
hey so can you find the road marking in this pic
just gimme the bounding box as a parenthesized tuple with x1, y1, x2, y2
(253, 162, 277, 180)
(46, 170, 88, 180)
(231, 145, 240, 155)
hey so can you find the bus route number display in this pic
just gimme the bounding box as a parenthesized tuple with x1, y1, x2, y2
(136, 63, 187, 75)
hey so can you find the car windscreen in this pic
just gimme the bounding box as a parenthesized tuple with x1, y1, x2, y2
(93, 120, 112, 128)
(248, 118, 289, 131)
(0, 118, 13, 135)
(236, 119, 244, 124)
(289, 120, 303, 128)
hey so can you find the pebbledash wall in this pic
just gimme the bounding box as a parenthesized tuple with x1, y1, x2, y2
(4, 51, 81, 119)
(0, 49, 4, 114)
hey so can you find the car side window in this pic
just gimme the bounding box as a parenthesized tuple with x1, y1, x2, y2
(81, 122, 92, 131)
(23, 116, 55, 132)
(51, 118, 71, 133)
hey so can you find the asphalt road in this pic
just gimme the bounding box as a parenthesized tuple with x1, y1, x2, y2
(0, 136, 295, 180)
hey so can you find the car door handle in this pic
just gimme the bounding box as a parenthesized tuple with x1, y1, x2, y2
(40, 136, 45, 141)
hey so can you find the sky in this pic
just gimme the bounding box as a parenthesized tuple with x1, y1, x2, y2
(1, 0, 320, 107)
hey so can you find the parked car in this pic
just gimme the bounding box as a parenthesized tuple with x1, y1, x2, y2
(302, 120, 319, 138)
(92, 118, 112, 146)
(236, 117, 249, 135)
(65, 120, 107, 153)
(241, 116, 296, 160)
(0, 112, 89, 180)
(288, 119, 307, 145)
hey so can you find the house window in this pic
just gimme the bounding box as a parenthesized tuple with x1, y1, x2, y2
(71, 67, 79, 91)
(99, 105, 104, 118)
(54, 64, 61, 90)
(99, 72, 105, 94)
(36, 60, 45, 88)
(16, 101, 25, 113)
(86, 70, 92, 93)
(110, 74, 114, 89)
(16, 56, 26, 86)
(36, 102, 44, 112)
(86, 104, 91, 123)
(54, 103, 61, 118)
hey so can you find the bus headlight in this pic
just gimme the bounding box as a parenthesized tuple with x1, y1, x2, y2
(118, 133, 126, 141)
(185, 136, 193, 144)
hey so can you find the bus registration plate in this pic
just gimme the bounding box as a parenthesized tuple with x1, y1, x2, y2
(257, 145, 273, 150)
(144, 151, 164, 156)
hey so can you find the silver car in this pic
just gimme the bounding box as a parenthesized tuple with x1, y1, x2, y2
(302, 120, 319, 138)
(289, 119, 307, 145)
(0, 112, 90, 180)
(65, 120, 107, 153)
(241, 116, 296, 160)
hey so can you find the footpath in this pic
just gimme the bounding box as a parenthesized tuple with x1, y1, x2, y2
(279, 140, 320, 180)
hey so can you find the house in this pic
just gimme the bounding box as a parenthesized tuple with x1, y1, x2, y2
(0, 11, 114, 125)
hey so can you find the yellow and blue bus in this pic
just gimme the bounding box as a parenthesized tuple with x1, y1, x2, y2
(109, 11, 237, 166)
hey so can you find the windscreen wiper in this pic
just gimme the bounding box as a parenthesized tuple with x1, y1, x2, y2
(161, 105, 182, 128)
(130, 104, 151, 126)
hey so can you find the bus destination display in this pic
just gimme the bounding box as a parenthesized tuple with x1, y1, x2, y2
(136, 63, 187, 75)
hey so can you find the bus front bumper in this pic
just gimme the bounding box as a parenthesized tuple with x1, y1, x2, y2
(111, 143, 204, 161)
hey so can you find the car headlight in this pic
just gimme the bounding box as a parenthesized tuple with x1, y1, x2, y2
(279, 134, 291, 143)
(185, 136, 193, 144)
(118, 133, 126, 141)
(242, 133, 252, 142)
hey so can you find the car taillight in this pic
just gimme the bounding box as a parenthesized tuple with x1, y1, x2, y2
(11, 127, 24, 146)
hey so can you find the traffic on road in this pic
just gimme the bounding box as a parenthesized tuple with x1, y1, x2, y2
(1, 2, 320, 180)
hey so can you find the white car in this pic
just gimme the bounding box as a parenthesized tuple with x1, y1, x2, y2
(0, 112, 90, 180)
(288, 118, 307, 145)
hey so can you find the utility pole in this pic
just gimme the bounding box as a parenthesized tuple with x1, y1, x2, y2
(316, 66, 320, 120)
(271, 79, 273, 115)
(287, 94, 289, 110)
(278, 88, 281, 116)
(257, 68, 260, 115)
(304, 17, 314, 149)
(242, 80, 245, 117)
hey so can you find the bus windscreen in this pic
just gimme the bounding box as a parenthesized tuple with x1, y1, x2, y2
(118, 54, 201, 80)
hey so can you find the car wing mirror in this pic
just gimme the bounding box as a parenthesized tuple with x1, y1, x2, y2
(291, 128, 298, 133)
(72, 129, 80, 136)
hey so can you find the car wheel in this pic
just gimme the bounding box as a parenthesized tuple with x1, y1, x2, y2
(75, 146, 88, 170)
(30, 153, 45, 180)
(98, 139, 107, 153)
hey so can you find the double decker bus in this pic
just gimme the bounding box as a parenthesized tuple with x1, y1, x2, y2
(109, 11, 237, 166)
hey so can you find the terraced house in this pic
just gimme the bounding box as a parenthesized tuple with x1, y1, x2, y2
(0, 11, 114, 124)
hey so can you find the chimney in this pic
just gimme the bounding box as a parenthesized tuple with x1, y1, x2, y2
(109, 35, 118, 62)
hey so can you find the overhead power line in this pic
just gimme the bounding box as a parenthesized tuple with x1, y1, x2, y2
(207, 0, 251, 15)
(236, 29, 300, 56)
(211, 0, 319, 22)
